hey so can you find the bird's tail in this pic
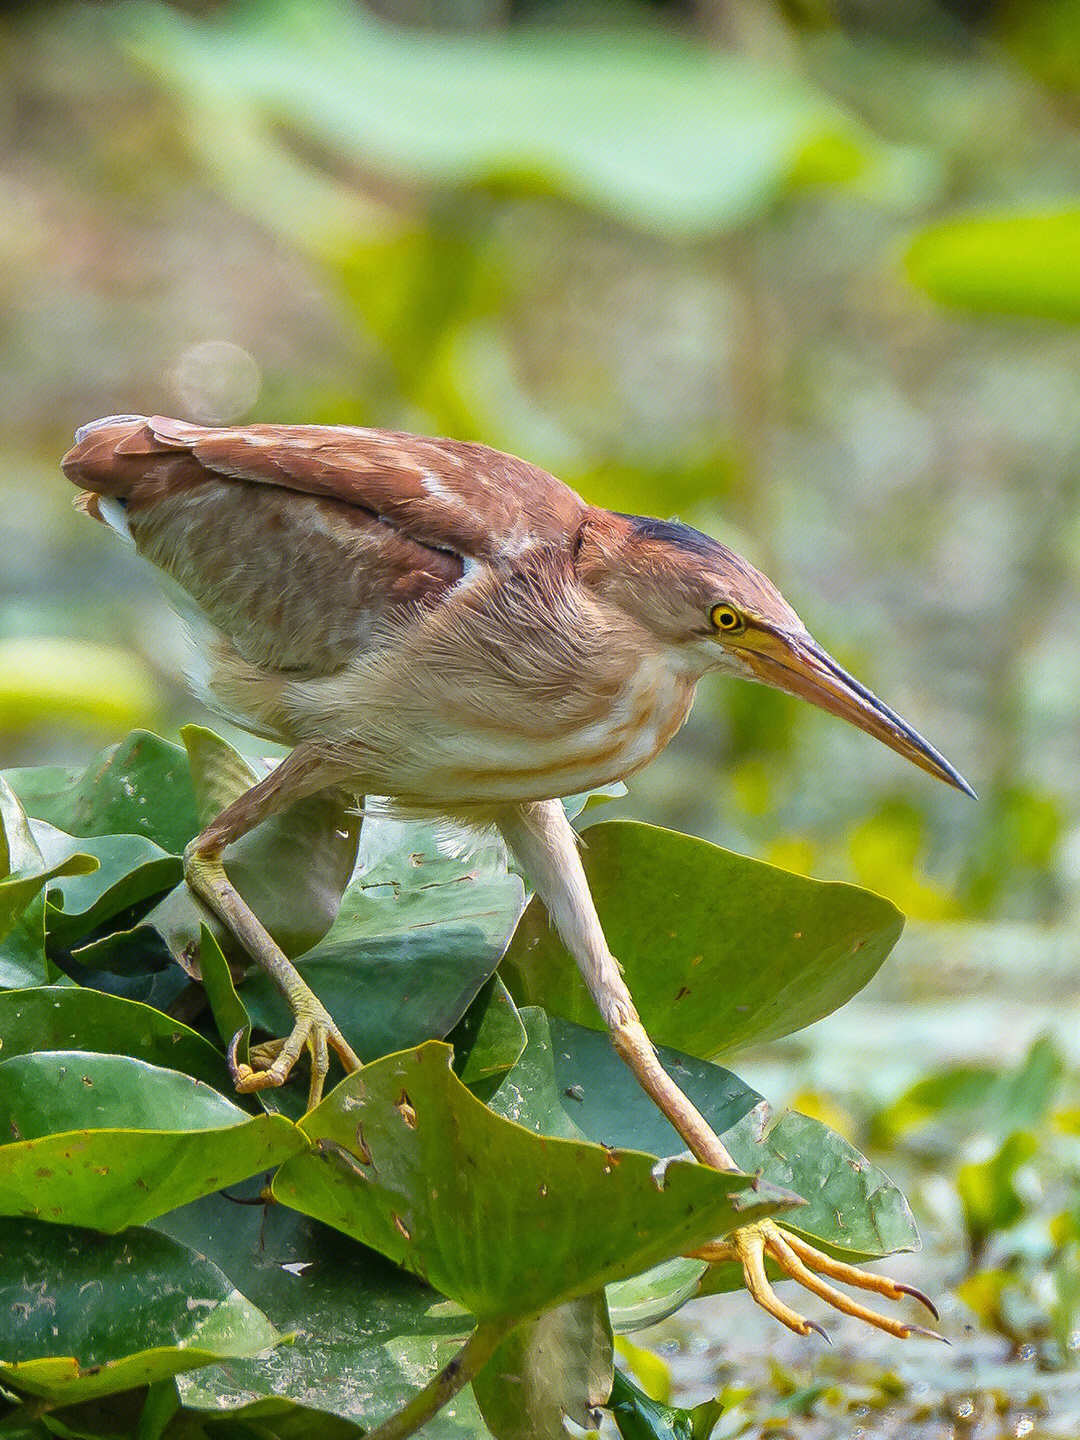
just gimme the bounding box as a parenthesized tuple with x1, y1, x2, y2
(62, 414, 198, 529)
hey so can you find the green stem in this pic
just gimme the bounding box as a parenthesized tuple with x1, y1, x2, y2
(363, 1320, 511, 1440)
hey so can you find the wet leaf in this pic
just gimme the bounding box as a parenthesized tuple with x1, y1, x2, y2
(506, 1013, 917, 1266)
(273, 1041, 796, 1321)
(0, 1052, 304, 1231)
(607, 1368, 723, 1440)
(473, 1294, 613, 1440)
(0, 1219, 280, 1404)
(0, 780, 98, 946)
(502, 820, 903, 1059)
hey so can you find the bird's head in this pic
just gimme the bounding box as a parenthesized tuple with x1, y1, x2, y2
(578, 511, 974, 797)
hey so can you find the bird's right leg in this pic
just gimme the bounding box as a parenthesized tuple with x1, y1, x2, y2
(498, 799, 941, 1341)
(184, 743, 361, 1110)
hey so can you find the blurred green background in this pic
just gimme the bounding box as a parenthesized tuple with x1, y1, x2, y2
(4, 0, 1080, 1427)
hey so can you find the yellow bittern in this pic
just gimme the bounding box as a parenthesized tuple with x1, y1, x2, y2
(64, 414, 972, 1341)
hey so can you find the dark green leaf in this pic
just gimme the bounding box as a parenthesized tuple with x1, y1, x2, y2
(507, 1013, 917, 1267)
(246, 819, 524, 1063)
(136, 728, 360, 975)
(43, 833, 182, 946)
(473, 1294, 613, 1440)
(3, 733, 201, 854)
(0, 781, 98, 946)
(0, 1219, 280, 1404)
(502, 820, 903, 1059)
(0, 894, 49, 990)
(0, 1052, 304, 1231)
(448, 975, 527, 1096)
(273, 1041, 796, 1321)
(607, 1369, 723, 1440)
(154, 1190, 481, 1434)
(0, 987, 233, 1091)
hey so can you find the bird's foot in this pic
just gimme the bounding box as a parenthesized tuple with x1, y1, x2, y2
(689, 1219, 945, 1341)
(227, 988, 361, 1111)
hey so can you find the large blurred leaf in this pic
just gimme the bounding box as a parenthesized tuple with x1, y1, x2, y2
(0, 779, 97, 946)
(273, 1041, 796, 1321)
(502, 821, 903, 1059)
(0, 637, 164, 738)
(0, 987, 235, 1092)
(3, 732, 200, 854)
(0, 1052, 303, 1231)
(128, 0, 929, 242)
(245, 817, 525, 1062)
(157, 1190, 483, 1433)
(0, 1219, 279, 1404)
(473, 1294, 613, 1440)
(906, 210, 1080, 323)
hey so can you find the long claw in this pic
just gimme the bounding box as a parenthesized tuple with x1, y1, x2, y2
(688, 1220, 944, 1342)
(780, 1230, 942, 1320)
(227, 1010, 360, 1109)
(895, 1283, 940, 1320)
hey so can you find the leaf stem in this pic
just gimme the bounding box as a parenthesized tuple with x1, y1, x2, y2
(363, 1320, 510, 1440)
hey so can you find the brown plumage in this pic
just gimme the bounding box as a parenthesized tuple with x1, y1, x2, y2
(63, 414, 970, 1343)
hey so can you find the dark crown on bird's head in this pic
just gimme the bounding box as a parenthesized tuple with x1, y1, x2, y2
(577, 509, 803, 645)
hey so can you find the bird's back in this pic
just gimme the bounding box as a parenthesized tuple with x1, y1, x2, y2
(63, 415, 588, 676)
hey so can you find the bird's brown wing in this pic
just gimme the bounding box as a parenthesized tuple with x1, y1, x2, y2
(63, 415, 588, 674)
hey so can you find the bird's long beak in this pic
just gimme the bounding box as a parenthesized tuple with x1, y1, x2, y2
(744, 633, 976, 798)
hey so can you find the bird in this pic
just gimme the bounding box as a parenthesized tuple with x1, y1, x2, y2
(63, 413, 972, 1341)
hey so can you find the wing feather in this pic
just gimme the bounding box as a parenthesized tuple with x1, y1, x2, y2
(62, 416, 588, 676)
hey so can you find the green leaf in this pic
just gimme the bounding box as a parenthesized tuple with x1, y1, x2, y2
(448, 975, 527, 1097)
(155, 1189, 482, 1433)
(0, 781, 98, 946)
(43, 832, 182, 947)
(873, 1034, 1064, 1149)
(134, 727, 360, 975)
(273, 1041, 796, 1321)
(3, 733, 201, 854)
(956, 1132, 1039, 1254)
(246, 818, 524, 1063)
(129, 0, 930, 241)
(0, 1052, 304, 1231)
(0, 1219, 280, 1404)
(607, 1369, 723, 1440)
(504, 1013, 917, 1265)
(502, 821, 903, 1059)
(0, 894, 49, 989)
(0, 987, 235, 1092)
(473, 1294, 613, 1440)
(906, 210, 1080, 323)
(197, 925, 251, 1055)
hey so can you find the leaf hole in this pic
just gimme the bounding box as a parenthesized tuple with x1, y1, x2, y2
(396, 1091, 418, 1128)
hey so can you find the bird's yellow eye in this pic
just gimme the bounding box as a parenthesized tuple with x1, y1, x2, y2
(710, 604, 745, 634)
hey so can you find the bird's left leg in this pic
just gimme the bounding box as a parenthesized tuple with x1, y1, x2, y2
(184, 743, 361, 1110)
(498, 799, 941, 1340)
